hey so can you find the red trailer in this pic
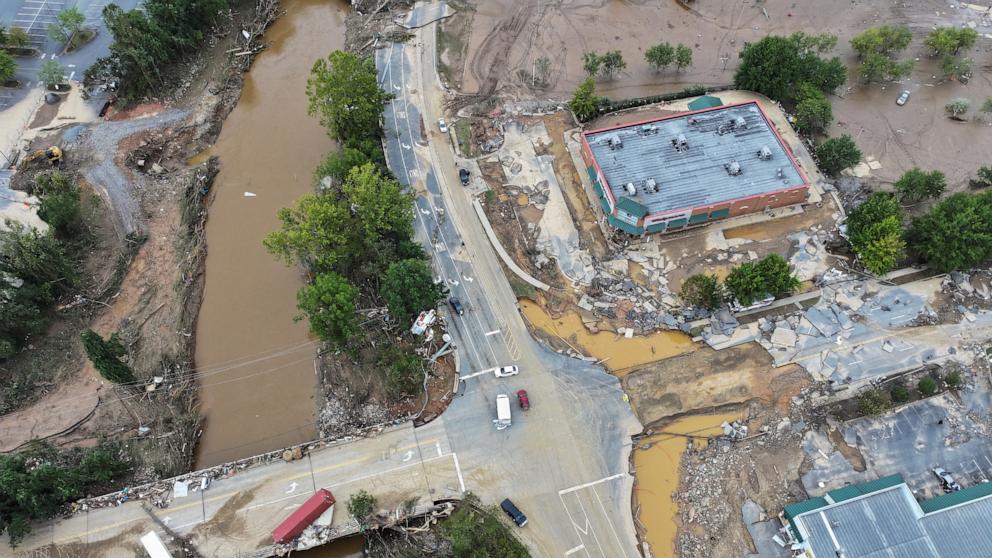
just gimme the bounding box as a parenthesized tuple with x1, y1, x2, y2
(271, 488, 336, 544)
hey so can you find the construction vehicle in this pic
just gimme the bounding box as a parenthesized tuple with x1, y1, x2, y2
(18, 146, 63, 170)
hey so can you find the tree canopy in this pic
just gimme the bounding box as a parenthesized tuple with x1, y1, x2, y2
(734, 33, 845, 102)
(443, 494, 530, 558)
(850, 26, 914, 83)
(296, 272, 359, 347)
(380, 259, 446, 323)
(645, 43, 675, 71)
(945, 98, 970, 119)
(925, 27, 977, 57)
(38, 60, 66, 88)
(569, 78, 599, 122)
(907, 192, 992, 272)
(674, 44, 693, 72)
(794, 83, 833, 134)
(725, 254, 800, 305)
(306, 50, 391, 142)
(815, 135, 861, 176)
(48, 7, 85, 43)
(81, 330, 136, 384)
(846, 193, 905, 275)
(894, 168, 946, 202)
(679, 273, 723, 310)
(0, 52, 16, 84)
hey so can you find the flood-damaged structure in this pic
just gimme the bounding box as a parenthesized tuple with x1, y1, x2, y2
(580, 100, 809, 236)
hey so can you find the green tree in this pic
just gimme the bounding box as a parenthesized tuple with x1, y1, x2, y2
(981, 96, 992, 115)
(679, 273, 723, 310)
(907, 192, 992, 272)
(917, 375, 938, 396)
(38, 184, 82, 239)
(725, 261, 766, 306)
(734, 33, 845, 102)
(582, 51, 601, 77)
(0, 281, 50, 359)
(569, 78, 599, 122)
(0, 51, 16, 83)
(847, 193, 905, 275)
(314, 147, 374, 187)
(381, 259, 446, 322)
(645, 42, 675, 71)
(850, 25, 912, 57)
(858, 389, 890, 416)
(347, 490, 377, 525)
(38, 59, 66, 89)
(380, 346, 423, 396)
(794, 85, 833, 133)
(941, 55, 972, 82)
(6, 27, 30, 48)
(895, 168, 946, 202)
(858, 52, 914, 83)
(790, 31, 838, 53)
(944, 370, 962, 388)
(890, 382, 910, 403)
(443, 493, 529, 558)
(925, 27, 978, 56)
(945, 97, 970, 119)
(307, 50, 391, 142)
(598, 50, 625, 79)
(81, 329, 136, 384)
(815, 135, 861, 176)
(48, 7, 85, 43)
(974, 166, 992, 188)
(296, 272, 359, 347)
(755, 253, 800, 298)
(0, 443, 131, 545)
(0, 221, 75, 299)
(674, 44, 693, 72)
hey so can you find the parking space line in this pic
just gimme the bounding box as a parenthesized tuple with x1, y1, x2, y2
(564, 545, 586, 556)
(591, 484, 629, 558)
(573, 493, 607, 557)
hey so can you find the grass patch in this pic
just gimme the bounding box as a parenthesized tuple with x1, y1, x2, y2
(454, 118, 476, 158)
(508, 274, 537, 300)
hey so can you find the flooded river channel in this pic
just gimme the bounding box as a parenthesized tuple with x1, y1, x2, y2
(194, 0, 346, 467)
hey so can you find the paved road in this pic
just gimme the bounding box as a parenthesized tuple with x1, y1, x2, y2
(9, 2, 645, 556)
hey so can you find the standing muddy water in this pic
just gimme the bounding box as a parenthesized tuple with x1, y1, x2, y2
(194, 0, 348, 468)
(633, 413, 741, 557)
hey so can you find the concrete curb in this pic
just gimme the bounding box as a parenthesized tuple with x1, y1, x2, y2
(471, 199, 550, 291)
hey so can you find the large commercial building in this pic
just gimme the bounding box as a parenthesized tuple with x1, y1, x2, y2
(783, 474, 992, 557)
(580, 99, 810, 236)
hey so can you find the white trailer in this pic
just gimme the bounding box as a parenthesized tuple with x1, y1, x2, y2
(494, 394, 512, 430)
(140, 531, 173, 558)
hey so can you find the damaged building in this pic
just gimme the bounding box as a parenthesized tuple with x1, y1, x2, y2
(580, 100, 810, 235)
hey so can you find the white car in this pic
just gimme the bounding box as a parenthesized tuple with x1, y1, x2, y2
(438, 118, 448, 133)
(494, 365, 519, 378)
(896, 90, 910, 106)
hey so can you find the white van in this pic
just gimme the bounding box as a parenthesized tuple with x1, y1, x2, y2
(495, 394, 512, 430)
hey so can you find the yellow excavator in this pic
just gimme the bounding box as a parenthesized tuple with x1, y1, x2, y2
(18, 146, 63, 170)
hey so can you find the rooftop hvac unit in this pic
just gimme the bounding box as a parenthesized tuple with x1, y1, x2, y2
(757, 146, 773, 160)
(607, 133, 623, 149)
(671, 134, 689, 152)
(725, 161, 742, 176)
(625, 182, 636, 196)
(776, 167, 784, 178)
(735, 116, 747, 129)
(646, 178, 658, 193)
(639, 124, 658, 135)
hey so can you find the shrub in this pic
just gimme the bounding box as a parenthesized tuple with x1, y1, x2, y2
(890, 382, 910, 403)
(347, 490, 377, 524)
(858, 389, 891, 416)
(81, 329, 136, 384)
(917, 375, 938, 397)
(943, 370, 962, 389)
(678, 273, 723, 310)
(945, 98, 970, 119)
(816, 135, 861, 176)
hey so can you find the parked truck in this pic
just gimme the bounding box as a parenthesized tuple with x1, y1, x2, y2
(494, 394, 512, 430)
(271, 488, 336, 544)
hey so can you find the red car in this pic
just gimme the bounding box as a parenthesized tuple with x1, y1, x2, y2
(516, 390, 530, 410)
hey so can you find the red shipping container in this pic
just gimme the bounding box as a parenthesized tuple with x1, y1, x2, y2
(271, 488, 336, 544)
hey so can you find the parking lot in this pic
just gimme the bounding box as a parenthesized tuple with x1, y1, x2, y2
(8, 0, 66, 49)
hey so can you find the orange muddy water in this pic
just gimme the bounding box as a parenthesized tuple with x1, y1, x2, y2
(194, 0, 347, 468)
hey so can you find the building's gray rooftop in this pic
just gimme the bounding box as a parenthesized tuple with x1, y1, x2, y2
(585, 102, 806, 216)
(793, 484, 992, 558)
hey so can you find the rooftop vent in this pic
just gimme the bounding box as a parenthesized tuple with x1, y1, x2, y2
(607, 133, 623, 150)
(646, 178, 658, 193)
(639, 124, 659, 135)
(735, 116, 747, 129)
(625, 182, 636, 196)
(757, 146, 773, 160)
(776, 167, 784, 179)
(725, 161, 743, 176)
(671, 134, 689, 152)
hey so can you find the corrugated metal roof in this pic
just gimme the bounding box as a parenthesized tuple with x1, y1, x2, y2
(790, 480, 992, 558)
(606, 214, 642, 235)
(827, 474, 905, 503)
(919, 481, 992, 513)
(584, 102, 805, 215)
(615, 196, 648, 217)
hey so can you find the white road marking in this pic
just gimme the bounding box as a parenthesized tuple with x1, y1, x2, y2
(41, 53, 47, 59)
(558, 473, 625, 496)
(402, 450, 414, 462)
(162, 517, 172, 525)
(458, 369, 489, 380)
(485, 329, 501, 336)
(68, 70, 75, 80)
(435, 440, 442, 457)
(285, 482, 298, 494)
(591, 484, 628, 557)
(452, 452, 465, 493)
(565, 545, 586, 556)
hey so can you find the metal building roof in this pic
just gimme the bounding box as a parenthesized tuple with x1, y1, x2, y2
(584, 102, 806, 216)
(792, 482, 992, 558)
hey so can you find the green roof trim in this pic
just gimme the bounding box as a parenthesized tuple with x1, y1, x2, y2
(607, 214, 643, 235)
(687, 95, 723, 110)
(783, 497, 828, 520)
(826, 474, 905, 503)
(645, 222, 667, 234)
(615, 196, 648, 218)
(920, 481, 992, 513)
